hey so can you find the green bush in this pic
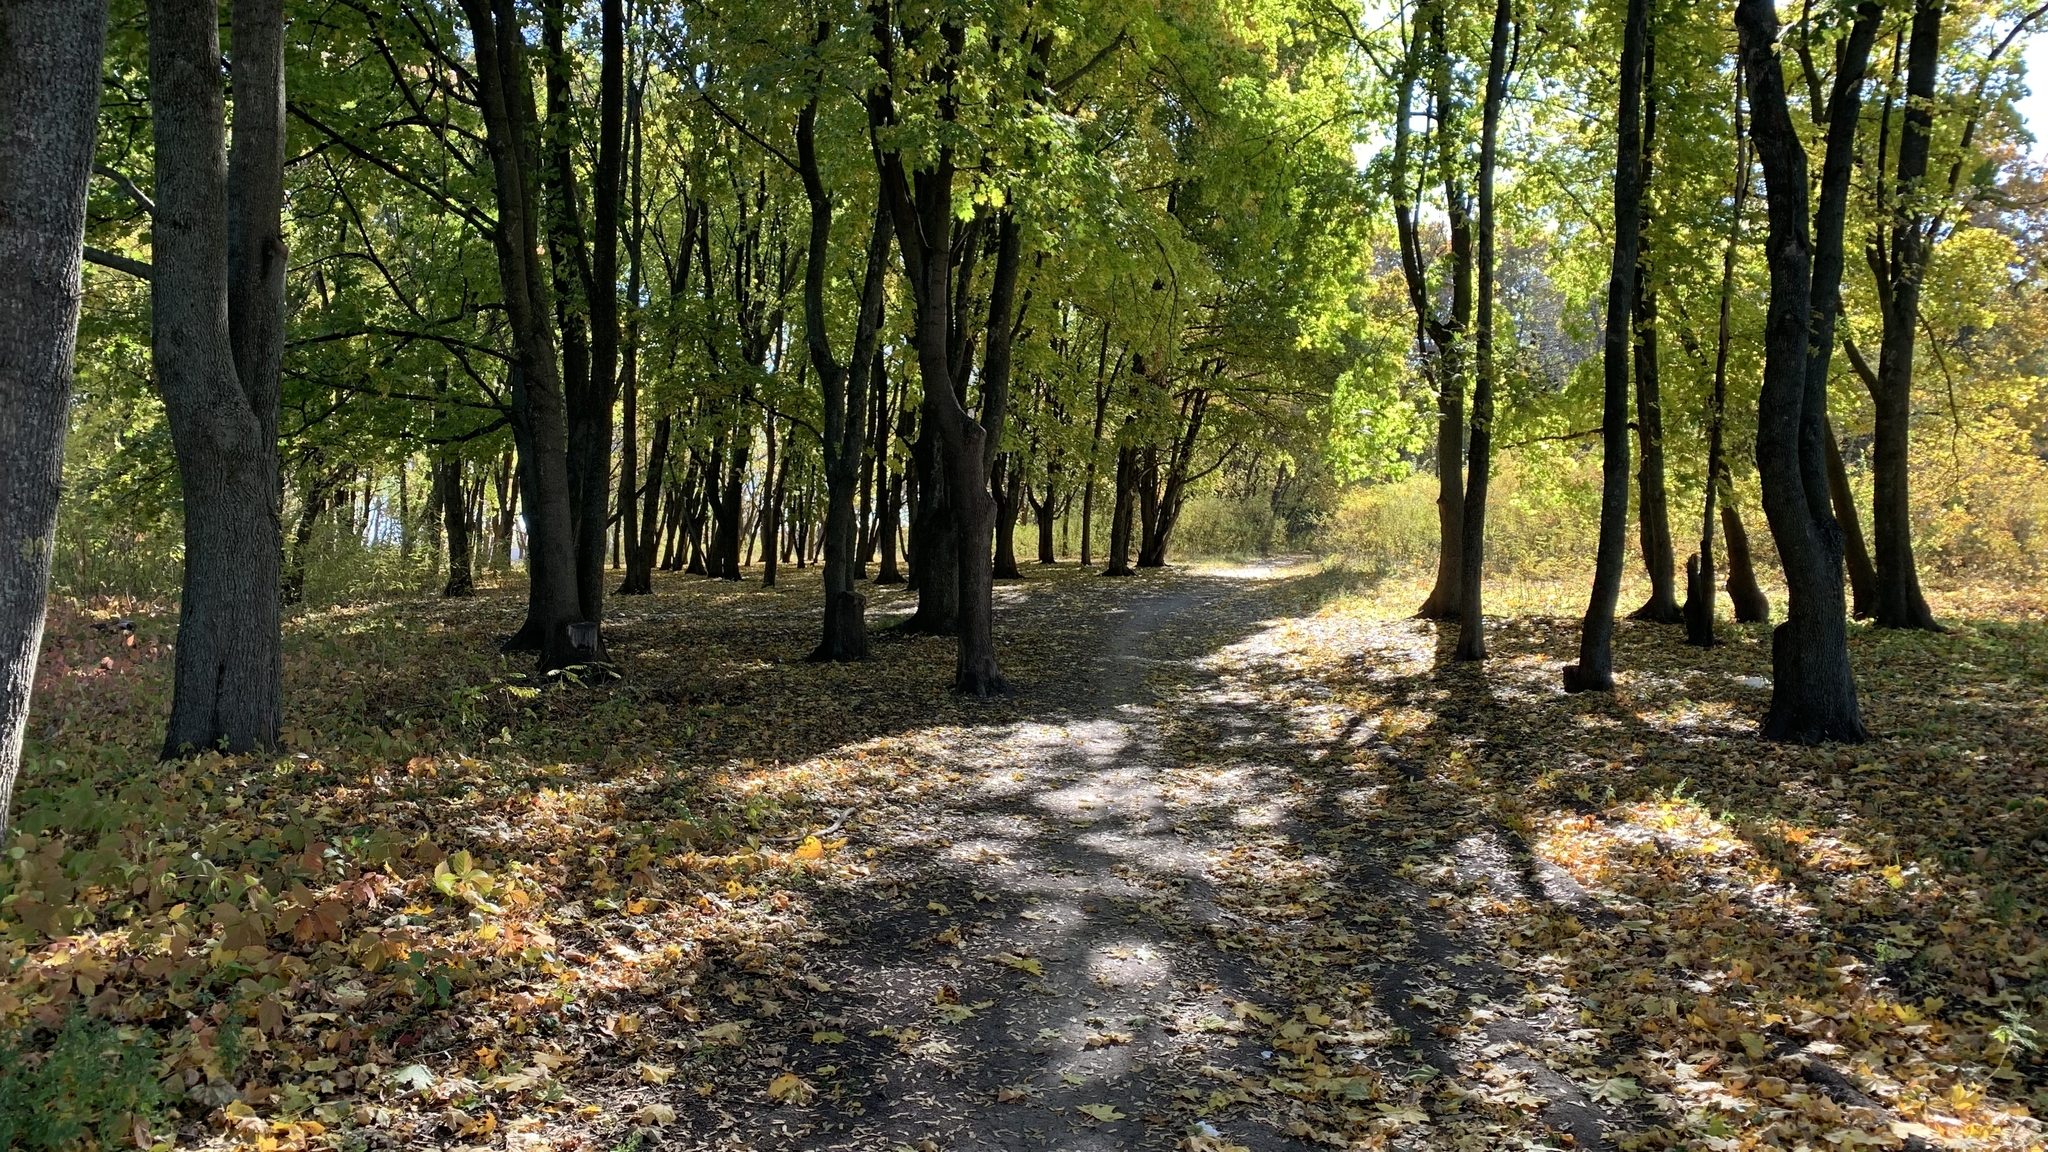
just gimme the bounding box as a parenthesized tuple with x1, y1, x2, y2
(1169, 494, 1278, 558)
(1318, 455, 1611, 579)
(0, 1014, 164, 1152)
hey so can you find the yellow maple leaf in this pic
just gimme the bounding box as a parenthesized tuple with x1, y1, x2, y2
(767, 1072, 816, 1105)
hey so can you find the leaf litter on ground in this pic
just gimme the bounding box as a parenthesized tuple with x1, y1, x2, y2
(0, 562, 2042, 1150)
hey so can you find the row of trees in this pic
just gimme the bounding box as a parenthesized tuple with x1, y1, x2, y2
(1361, 0, 2038, 741)
(2, 0, 2041, 840)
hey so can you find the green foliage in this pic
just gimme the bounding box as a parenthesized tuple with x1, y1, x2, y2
(0, 1014, 163, 1152)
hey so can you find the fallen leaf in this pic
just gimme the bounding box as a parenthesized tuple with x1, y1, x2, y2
(767, 1072, 816, 1105)
(697, 1021, 745, 1045)
(632, 1104, 675, 1127)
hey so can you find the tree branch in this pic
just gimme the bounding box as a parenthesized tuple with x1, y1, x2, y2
(84, 245, 152, 279)
(93, 163, 154, 214)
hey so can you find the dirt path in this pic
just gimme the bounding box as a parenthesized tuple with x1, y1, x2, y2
(663, 564, 1625, 1151)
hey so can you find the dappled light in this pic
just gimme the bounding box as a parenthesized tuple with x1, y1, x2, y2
(3, 564, 2040, 1150)
(5, 0, 2048, 1148)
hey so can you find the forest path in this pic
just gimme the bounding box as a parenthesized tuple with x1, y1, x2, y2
(672, 562, 1624, 1152)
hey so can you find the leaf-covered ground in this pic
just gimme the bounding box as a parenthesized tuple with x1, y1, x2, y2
(4, 562, 2045, 1151)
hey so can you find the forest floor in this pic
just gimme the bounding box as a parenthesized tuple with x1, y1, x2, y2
(5, 560, 2047, 1152)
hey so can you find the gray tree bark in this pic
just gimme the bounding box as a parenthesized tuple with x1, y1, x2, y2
(0, 0, 110, 841)
(152, 0, 286, 757)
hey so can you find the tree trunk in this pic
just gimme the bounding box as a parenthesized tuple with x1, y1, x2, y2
(1136, 444, 1161, 566)
(900, 404, 957, 631)
(794, 85, 892, 655)
(1721, 496, 1771, 623)
(1034, 470, 1058, 564)
(1106, 442, 1138, 577)
(1823, 414, 1876, 618)
(993, 455, 1023, 579)
(872, 35, 1015, 694)
(1868, 0, 1943, 632)
(547, 0, 623, 653)
(616, 346, 638, 582)
(712, 430, 750, 580)
(492, 451, 517, 569)
(760, 414, 780, 587)
(1406, 9, 1471, 621)
(1802, 1, 1885, 625)
(876, 467, 906, 585)
(151, 0, 286, 756)
(437, 459, 475, 597)
(283, 473, 325, 607)
(1455, 0, 1512, 661)
(621, 413, 667, 594)
(0, 0, 107, 841)
(1563, 0, 1648, 694)
(1735, 0, 1867, 742)
(1688, 59, 1750, 649)
(460, 0, 584, 669)
(1628, 33, 1682, 625)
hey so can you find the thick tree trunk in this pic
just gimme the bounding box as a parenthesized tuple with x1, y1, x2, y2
(1564, 0, 1648, 694)
(436, 459, 474, 597)
(871, 17, 1020, 694)
(0, 0, 107, 841)
(1136, 445, 1161, 566)
(1868, 0, 1943, 632)
(1455, 0, 1512, 661)
(459, 0, 583, 670)
(1736, 0, 1867, 742)
(151, 0, 286, 756)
